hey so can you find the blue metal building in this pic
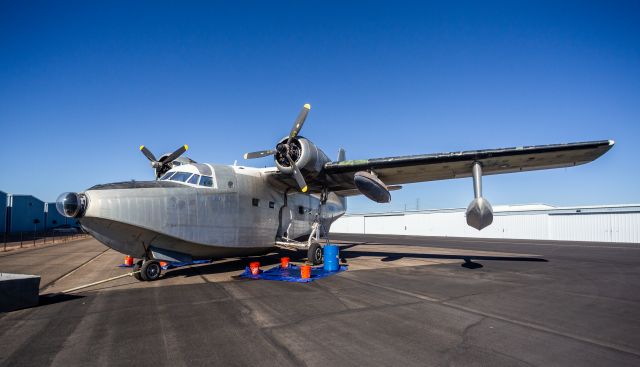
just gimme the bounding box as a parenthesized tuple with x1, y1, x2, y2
(44, 202, 77, 229)
(0, 191, 7, 234)
(7, 195, 46, 233)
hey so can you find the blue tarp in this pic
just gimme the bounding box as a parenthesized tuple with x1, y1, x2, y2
(239, 264, 347, 283)
(118, 260, 346, 282)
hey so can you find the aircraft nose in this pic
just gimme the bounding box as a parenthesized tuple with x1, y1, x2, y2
(56, 192, 87, 218)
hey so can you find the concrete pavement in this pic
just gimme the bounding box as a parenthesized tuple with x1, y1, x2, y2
(0, 235, 639, 366)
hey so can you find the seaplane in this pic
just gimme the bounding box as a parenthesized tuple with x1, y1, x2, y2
(56, 104, 614, 281)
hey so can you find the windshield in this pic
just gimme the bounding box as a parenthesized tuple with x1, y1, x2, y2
(188, 174, 200, 185)
(169, 172, 193, 182)
(160, 170, 215, 188)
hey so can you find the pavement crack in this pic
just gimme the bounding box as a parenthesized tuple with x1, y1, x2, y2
(442, 301, 640, 358)
(340, 269, 640, 359)
(444, 316, 485, 366)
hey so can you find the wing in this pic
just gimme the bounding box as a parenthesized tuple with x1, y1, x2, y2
(322, 140, 614, 191)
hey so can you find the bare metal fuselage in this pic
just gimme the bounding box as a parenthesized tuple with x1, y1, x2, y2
(79, 165, 345, 259)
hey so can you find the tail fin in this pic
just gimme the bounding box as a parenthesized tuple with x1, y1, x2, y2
(337, 148, 346, 162)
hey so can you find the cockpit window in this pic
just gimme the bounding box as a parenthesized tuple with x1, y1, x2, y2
(200, 176, 214, 187)
(160, 172, 175, 180)
(169, 172, 193, 182)
(188, 174, 200, 185)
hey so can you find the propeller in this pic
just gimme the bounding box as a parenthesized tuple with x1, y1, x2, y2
(244, 103, 311, 192)
(243, 149, 276, 160)
(139, 144, 189, 179)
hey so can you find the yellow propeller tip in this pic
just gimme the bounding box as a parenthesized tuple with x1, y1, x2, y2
(184, 144, 189, 150)
(243, 153, 249, 159)
(301, 186, 308, 193)
(139, 145, 145, 151)
(303, 103, 311, 110)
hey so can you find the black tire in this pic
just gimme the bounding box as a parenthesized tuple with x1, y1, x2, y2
(133, 260, 143, 281)
(307, 242, 323, 265)
(140, 260, 162, 281)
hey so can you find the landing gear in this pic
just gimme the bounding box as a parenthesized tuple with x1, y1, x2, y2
(274, 186, 330, 266)
(141, 260, 162, 281)
(134, 259, 162, 281)
(308, 241, 323, 265)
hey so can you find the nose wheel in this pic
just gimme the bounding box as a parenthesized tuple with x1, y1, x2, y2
(133, 259, 162, 281)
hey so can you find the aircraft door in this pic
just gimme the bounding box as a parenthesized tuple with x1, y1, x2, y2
(277, 205, 293, 239)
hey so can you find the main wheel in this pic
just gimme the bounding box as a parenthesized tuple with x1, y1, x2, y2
(307, 242, 323, 265)
(133, 260, 143, 281)
(140, 260, 162, 281)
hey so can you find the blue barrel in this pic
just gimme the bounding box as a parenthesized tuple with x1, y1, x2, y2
(323, 244, 340, 272)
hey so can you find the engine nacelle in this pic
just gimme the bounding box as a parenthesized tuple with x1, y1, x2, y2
(354, 171, 391, 203)
(275, 137, 330, 178)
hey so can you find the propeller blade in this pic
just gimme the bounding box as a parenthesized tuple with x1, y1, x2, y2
(286, 153, 308, 192)
(162, 144, 189, 163)
(139, 145, 157, 162)
(243, 149, 276, 160)
(287, 103, 311, 144)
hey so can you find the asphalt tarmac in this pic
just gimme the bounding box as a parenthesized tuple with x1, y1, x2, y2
(0, 234, 639, 366)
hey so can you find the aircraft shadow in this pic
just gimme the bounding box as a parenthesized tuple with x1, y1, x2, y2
(341, 250, 548, 270)
(38, 293, 84, 307)
(163, 250, 309, 279)
(163, 244, 548, 279)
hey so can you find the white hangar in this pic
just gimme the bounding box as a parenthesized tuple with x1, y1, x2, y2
(330, 204, 640, 244)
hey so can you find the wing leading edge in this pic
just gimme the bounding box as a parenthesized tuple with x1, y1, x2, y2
(322, 140, 614, 191)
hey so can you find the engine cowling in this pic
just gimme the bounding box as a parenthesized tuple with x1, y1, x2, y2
(354, 171, 391, 203)
(274, 137, 330, 179)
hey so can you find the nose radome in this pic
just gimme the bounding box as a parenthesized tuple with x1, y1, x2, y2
(56, 192, 87, 218)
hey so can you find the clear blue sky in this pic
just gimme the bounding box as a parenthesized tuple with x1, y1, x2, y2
(1, 1, 638, 212)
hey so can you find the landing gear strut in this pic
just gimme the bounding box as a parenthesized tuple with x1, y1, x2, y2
(306, 188, 328, 265)
(134, 259, 162, 281)
(274, 187, 331, 265)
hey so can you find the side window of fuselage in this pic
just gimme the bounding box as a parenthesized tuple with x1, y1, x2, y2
(200, 176, 214, 187)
